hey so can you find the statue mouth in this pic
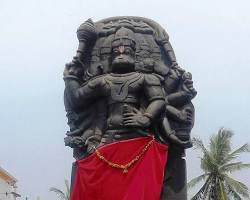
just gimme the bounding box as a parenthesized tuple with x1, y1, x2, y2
(110, 59, 136, 76)
(112, 55, 135, 65)
(111, 62, 135, 74)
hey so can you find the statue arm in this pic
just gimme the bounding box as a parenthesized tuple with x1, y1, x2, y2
(64, 75, 105, 109)
(143, 74, 165, 120)
(144, 99, 165, 120)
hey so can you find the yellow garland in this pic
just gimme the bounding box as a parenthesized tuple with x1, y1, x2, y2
(93, 136, 155, 174)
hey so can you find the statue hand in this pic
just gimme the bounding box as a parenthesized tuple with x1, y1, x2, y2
(167, 132, 193, 148)
(63, 63, 71, 76)
(63, 60, 84, 78)
(177, 107, 193, 124)
(123, 107, 151, 128)
(64, 136, 85, 148)
(85, 135, 102, 154)
(174, 139, 193, 149)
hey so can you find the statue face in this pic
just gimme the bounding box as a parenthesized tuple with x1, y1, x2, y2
(111, 44, 135, 73)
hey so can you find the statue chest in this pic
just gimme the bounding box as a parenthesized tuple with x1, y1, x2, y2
(104, 73, 144, 104)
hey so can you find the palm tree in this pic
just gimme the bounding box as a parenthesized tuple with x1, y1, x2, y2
(49, 179, 70, 200)
(188, 128, 250, 200)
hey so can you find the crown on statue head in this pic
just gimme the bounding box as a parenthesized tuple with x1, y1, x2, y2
(111, 27, 136, 51)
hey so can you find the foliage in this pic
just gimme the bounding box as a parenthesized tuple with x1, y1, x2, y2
(188, 128, 250, 200)
(49, 179, 70, 200)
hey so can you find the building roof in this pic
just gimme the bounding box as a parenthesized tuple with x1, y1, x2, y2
(0, 166, 17, 186)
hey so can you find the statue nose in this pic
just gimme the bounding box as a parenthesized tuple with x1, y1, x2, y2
(118, 46, 125, 54)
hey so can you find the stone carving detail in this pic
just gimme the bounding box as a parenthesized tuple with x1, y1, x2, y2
(63, 16, 196, 200)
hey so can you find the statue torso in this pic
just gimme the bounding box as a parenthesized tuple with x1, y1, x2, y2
(103, 72, 144, 131)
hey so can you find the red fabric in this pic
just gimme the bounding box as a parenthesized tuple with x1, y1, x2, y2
(70, 136, 168, 200)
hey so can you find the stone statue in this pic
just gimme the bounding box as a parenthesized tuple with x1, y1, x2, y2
(64, 16, 196, 200)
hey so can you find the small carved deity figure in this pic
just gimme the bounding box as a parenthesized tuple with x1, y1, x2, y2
(63, 17, 196, 200)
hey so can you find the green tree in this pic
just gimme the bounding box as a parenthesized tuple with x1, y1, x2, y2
(49, 179, 70, 200)
(188, 128, 250, 200)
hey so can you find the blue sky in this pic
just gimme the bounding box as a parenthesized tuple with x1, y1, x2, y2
(0, 0, 250, 199)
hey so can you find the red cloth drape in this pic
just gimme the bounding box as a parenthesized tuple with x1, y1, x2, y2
(70, 136, 168, 200)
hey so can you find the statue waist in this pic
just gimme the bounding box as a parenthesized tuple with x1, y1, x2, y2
(101, 129, 148, 144)
(108, 96, 139, 105)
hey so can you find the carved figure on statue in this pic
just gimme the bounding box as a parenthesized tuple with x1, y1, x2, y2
(63, 17, 197, 200)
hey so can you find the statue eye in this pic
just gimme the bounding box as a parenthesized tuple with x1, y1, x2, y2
(124, 48, 131, 54)
(113, 49, 119, 55)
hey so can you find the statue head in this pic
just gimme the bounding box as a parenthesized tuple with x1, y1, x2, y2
(111, 27, 136, 73)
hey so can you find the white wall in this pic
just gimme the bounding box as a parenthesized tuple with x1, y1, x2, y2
(0, 179, 16, 200)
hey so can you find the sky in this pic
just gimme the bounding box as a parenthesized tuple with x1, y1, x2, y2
(0, 0, 250, 199)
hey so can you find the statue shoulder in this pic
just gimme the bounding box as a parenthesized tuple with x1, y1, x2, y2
(86, 74, 107, 89)
(143, 73, 163, 86)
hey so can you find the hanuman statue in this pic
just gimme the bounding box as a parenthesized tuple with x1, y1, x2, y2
(63, 17, 196, 200)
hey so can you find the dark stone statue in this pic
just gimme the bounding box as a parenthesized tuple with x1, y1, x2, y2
(63, 16, 196, 200)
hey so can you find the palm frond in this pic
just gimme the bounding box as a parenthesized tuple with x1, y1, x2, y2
(65, 179, 70, 200)
(49, 187, 67, 200)
(220, 162, 250, 173)
(231, 143, 250, 155)
(209, 128, 233, 166)
(192, 137, 217, 172)
(224, 144, 250, 164)
(225, 183, 242, 200)
(224, 175, 250, 199)
(191, 176, 212, 200)
(192, 137, 208, 153)
(188, 173, 210, 189)
(49, 179, 70, 200)
(200, 154, 217, 172)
